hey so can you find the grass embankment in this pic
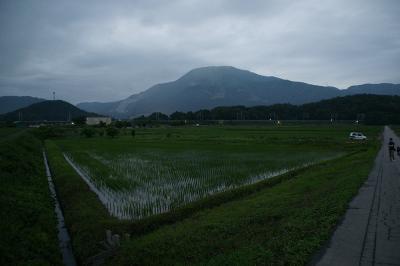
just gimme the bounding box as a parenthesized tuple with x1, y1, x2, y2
(109, 142, 379, 265)
(45, 141, 126, 263)
(0, 127, 21, 138)
(0, 130, 61, 265)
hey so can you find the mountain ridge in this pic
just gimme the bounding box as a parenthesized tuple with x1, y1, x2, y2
(77, 66, 400, 118)
(0, 96, 46, 114)
(79, 66, 361, 118)
(0, 100, 99, 121)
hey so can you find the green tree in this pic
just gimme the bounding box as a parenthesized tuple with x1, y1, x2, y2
(81, 127, 95, 138)
(115, 121, 124, 128)
(106, 127, 119, 138)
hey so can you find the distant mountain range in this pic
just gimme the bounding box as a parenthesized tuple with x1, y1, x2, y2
(77, 66, 400, 118)
(0, 96, 46, 114)
(2, 66, 399, 119)
(0, 100, 98, 121)
(1, 94, 399, 125)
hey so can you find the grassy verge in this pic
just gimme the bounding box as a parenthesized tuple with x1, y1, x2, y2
(108, 141, 380, 265)
(45, 140, 126, 263)
(0, 131, 61, 265)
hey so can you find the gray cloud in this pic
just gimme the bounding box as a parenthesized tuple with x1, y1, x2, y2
(0, 0, 399, 103)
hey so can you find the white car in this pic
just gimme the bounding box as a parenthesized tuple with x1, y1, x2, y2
(349, 132, 367, 140)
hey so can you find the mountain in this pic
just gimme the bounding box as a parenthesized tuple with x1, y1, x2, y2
(345, 83, 400, 95)
(0, 100, 99, 121)
(77, 66, 400, 118)
(77, 100, 122, 118)
(77, 66, 339, 118)
(0, 96, 46, 114)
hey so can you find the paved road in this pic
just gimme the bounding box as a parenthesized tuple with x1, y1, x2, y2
(313, 126, 400, 266)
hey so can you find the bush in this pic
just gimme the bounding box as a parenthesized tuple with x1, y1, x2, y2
(115, 121, 131, 128)
(131, 129, 135, 138)
(106, 127, 119, 138)
(81, 127, 95, 138)
(45, 141, 124, 262)
(32, 126, 65, 140)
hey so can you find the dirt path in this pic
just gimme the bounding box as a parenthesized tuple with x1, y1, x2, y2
(313, 126, 400, 266)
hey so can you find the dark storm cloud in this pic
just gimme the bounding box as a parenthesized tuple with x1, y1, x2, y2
(0, 0, 399, 103)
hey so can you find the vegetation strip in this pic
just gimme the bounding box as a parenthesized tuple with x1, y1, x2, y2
(0, 130, 61, 265)
(43, 151, 77, 266)
(133, 94, 400, 125)
(45, 140, 123, 263)
(63, 153, 110, 208)
(108, 142, 380, 265)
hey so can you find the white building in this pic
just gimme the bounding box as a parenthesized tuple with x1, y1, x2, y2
(86, 117, 112, 125)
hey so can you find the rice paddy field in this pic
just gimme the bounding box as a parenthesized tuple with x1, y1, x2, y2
(41, 124, 385, 264)
(49, 125, 377, 220)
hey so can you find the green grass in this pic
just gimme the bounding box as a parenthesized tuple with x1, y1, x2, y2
(0, 130, 61, 265)
(0, 127, 21, 138)
(60, 142, 341, 220)
(109, 141, 379, 265)
(0, 127, 25, 143)
(44, 124, 381, 264)
(45, 141, 126, 263)
(53, 125, 376, 220)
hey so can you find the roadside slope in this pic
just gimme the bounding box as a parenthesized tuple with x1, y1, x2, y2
(0, 130, 61, 265)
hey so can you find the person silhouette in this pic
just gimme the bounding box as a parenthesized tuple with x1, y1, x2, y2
(388, 138, 395, 161)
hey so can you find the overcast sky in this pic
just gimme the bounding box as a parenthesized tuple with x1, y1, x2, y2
(0, 0, 399, 104)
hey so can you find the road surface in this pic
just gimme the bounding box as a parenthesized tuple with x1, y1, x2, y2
(313, 126, 400, 266)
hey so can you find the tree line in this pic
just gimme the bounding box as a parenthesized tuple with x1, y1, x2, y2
(133, 94, 400, 125)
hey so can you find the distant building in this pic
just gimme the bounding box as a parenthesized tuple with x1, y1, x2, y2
(86, 117, 112, 125)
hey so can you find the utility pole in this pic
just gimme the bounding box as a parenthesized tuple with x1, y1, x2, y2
(53, 91, 55, 100)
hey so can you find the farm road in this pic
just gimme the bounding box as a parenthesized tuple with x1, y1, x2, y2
(314, 126, 400, 266)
